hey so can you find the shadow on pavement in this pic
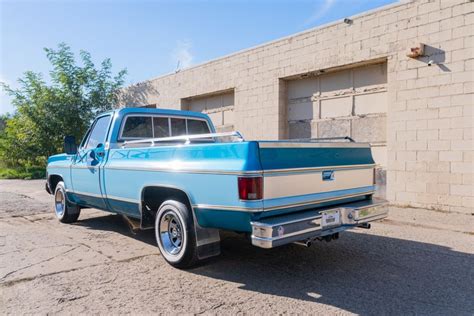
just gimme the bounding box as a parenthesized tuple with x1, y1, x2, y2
(74, 213, 473, 315)
(75, 213, 156, 246)
(193, 231, 473, 315)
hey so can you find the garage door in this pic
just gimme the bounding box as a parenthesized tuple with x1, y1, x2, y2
(182, 90, 235, 132)
(286, 62, 387, 197)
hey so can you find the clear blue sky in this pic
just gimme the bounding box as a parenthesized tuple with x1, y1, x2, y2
(0, 0, 397, 114)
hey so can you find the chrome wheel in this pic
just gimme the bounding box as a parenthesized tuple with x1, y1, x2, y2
(54, 188, 65, 217)
(158, 210, 184, 256)
(53, 181, 80, 223)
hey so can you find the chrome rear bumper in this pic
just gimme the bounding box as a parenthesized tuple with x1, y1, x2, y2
(250, 198, 388, 249)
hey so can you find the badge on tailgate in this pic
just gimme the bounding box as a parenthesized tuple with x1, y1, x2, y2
(322, 170, 335, 181)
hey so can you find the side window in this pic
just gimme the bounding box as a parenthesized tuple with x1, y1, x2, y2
(85, 115, 111, 150)
(187, 119, 210, 135)
(122, 116, 153, 139)
(170, 118, 186, 136)
(153, 117, 170, 138)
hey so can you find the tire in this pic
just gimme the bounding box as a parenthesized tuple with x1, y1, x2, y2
(155, 200, 198, 269)
(54, 181, 80, 223)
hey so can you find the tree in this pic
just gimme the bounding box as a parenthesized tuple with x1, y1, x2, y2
(0, 114, 8, 133)
(0, 43, 126, 170)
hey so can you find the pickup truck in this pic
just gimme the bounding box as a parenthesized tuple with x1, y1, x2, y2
(46, 108, 388, 268)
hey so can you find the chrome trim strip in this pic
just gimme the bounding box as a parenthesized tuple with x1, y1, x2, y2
(107, 195, 140, 204)
(263, 164, 375, 175)
(66, 190, 140, 204)
(47, 165, 70, 169)
(258, 142, 370, 148)
(192, 190, 373, 213)
(252, 214, 323, 228)
(68, 190, 372, 213)
(106, 165, 262, 175)
(263, 191, 375, 211)
(122, 131, 244, 147)
(71, 165, 100, 170)
(104, 164, 374, 176)
(193, 204, 263, 213)
(260, 225, 323, 239)
(70, 190, 103, 199)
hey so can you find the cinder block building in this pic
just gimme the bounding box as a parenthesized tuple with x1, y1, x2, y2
(119, 0, 473, 214)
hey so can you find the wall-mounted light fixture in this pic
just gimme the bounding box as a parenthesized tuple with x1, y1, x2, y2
(406, 43, 425, 58)
(343, 18, 353, 25)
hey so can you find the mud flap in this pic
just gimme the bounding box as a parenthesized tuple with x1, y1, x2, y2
(193, 213, 221, 260)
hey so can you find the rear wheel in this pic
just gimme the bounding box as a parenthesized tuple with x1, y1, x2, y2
(54, 181, 80, 223)
(155, 200, 198, 268)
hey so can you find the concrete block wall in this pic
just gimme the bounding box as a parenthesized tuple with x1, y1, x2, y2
(119, 0, 473, 213)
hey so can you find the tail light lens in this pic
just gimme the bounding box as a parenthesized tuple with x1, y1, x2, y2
(373, 168, 377, 185)
(238, 177, 263, 200)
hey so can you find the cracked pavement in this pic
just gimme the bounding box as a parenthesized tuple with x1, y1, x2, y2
(0, 179, 473, 314)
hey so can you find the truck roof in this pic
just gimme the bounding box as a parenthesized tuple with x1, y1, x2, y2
(111, 107, 211, 120)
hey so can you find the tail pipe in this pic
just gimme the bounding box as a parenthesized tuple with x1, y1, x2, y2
(294, 232, 339, 247)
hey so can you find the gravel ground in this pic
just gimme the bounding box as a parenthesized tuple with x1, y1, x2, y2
(0, 179, 473, 315)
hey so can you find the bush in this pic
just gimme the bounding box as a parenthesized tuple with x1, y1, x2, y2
(0, 167, 46, 180)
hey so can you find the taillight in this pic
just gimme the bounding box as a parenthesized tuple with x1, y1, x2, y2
(373, 168, 377, 185)
(238, 177, 263, 200)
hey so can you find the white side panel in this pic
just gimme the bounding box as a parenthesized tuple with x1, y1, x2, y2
(264, 168, 374, 199)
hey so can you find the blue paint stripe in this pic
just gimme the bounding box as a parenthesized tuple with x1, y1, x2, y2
(259, 147, 374, 170)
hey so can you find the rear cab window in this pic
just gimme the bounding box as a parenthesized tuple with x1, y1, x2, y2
(187, 119, 210, 134)
(119, 114, 211, 143)
(170, 118, 186, 136)
(121, 116, 153, 139)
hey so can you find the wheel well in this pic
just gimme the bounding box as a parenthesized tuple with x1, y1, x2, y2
(48, 175, 63, 193)
(141, 186, 192, 229)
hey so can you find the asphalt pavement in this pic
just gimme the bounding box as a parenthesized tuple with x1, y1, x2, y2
(0, 179, 472, 315)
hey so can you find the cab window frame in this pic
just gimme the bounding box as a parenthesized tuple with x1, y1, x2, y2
(118, 114, 212, 142)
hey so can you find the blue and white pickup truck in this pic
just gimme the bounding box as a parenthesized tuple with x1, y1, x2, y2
(46, 108, 388, 268)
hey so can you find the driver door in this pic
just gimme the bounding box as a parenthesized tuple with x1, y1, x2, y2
(71, 114, 111, 209)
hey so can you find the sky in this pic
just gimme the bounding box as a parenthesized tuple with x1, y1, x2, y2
(0, 0, 397, 114)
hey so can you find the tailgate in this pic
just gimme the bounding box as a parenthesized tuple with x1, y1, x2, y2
(257, 141, 376, 213)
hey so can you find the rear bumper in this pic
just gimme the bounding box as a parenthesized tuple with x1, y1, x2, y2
(250, 198, 388, 249)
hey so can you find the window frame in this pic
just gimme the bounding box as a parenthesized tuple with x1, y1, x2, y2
(81, 114, 113, 150)
(118, 114, 212, 141)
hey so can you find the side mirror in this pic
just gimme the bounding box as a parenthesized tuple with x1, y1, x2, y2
(95, 143, 105, 158)
(64, 136, 77, 155)
(89, 143, 105, 160)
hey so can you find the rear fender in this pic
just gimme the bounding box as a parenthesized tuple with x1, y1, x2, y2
(140, 184, 220, 260)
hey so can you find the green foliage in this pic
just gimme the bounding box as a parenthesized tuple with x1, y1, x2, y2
(0, 166, 46, 180)
(0, 43, 126, 172)
(0, 114, 8, 133)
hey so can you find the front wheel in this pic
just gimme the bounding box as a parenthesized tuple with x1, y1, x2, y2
(54, 181, 80, 223)
(155, 200, 198, 268)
